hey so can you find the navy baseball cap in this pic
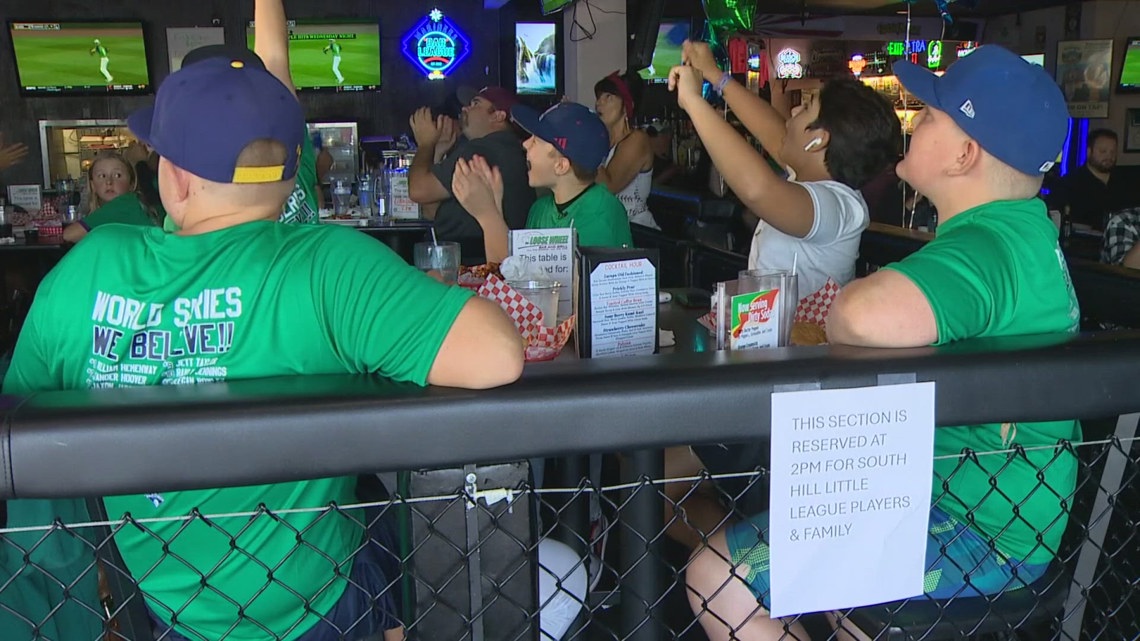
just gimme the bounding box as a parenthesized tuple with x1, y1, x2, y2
(511, 102, 610, 170)
(181, 44, 266, 71)
(894, 45, 1070, 175)
(128, 57, 303, 184)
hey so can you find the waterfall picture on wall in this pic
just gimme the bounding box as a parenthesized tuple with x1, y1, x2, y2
(516, 23, 556, 95)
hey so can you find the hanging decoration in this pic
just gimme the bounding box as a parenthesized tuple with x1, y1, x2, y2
(402, 8, 470, 80)
(903, 0, 980, 24)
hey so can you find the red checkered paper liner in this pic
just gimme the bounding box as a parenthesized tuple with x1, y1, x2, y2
(477, 274, 575, 361)
(699, 277, 842, 334)
(795, 277, 841, 327)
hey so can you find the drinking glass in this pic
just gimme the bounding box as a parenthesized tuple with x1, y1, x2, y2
(332, 179, 352, 217)
(414, 241, 461, 285)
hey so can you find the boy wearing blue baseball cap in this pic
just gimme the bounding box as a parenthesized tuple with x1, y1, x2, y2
(451, 102, 632, 263)
(4, 47, 524, 641)
(685, 46, 1082, 641)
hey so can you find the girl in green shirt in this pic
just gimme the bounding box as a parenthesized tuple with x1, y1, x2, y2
(63, 152, 165, 243)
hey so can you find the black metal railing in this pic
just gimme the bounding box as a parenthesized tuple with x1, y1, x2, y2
(2, 333, 1139, 641)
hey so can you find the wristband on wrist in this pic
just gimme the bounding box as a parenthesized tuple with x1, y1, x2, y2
(714, 71, 731, 95)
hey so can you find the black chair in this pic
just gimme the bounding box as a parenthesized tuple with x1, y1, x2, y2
(630, 224, 691, 289)
(687, 243, 749, 293)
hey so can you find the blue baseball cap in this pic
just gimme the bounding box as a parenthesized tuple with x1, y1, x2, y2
(128, 57, 303, 183)
(894, 45, 1070, 175)
(510, 102, 610, 170)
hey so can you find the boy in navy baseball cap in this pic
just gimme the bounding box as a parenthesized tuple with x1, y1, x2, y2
(687, 43, 1083, 641)
(450, 101, 632, 263)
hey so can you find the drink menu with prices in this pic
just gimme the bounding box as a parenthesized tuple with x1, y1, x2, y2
(586, 257, 657, 358)
(768, 382, 936, 617)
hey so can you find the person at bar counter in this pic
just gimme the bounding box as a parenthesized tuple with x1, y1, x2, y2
(673, 40, 901, 308)
(1053, 128, 1134, 230)
(3, 56, 523, 641)
(450, 102, 632, 263)
(685, 45, 1080, 641)
(408, 86, 535, 264)
(163, 14, 323, 233)
(62, 151, 166, 243)
(658, 42, 902, 553)
(594, 71, 659, 229)
(2, 2, 523, 641)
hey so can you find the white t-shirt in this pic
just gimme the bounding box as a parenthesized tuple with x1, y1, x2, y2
(747, 180, 869, 299)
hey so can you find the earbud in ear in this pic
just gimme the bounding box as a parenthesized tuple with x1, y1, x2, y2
(803, 137, 824, 152)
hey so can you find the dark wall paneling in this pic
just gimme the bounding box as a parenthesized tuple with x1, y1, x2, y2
(0, 0, 502, 186)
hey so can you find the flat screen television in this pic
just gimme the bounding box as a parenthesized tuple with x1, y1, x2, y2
(246, 19, 381, 92)
(1118, 37, 1140, 92)
(515, 23, 558, 95)
(8, 21, 152, 95)
(637, 21, 690, 84)
(542, 0, 575, 16)
(1021, 53, 1045, 67)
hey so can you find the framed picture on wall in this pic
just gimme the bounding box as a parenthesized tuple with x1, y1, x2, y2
(1125, 109, 1140, 152)
(1056, 39, 1112, 118)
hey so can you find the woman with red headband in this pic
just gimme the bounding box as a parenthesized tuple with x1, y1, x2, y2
(594, 71, 659, 229)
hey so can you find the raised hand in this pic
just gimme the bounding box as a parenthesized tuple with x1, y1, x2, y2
(452, 155, 503, 222)
(435, 115, 459, 157)
(409, 107, 441, 148)
(468, 155, 503, 209)
(0, 134, 29, 172)
(681, 40, 721, 83)
(668, 64, 704, 112)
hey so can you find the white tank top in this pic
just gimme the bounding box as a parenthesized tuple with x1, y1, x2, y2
(604, 143, 658, 229)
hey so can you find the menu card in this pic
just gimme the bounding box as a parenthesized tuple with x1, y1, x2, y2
(574, 246, 659, 359)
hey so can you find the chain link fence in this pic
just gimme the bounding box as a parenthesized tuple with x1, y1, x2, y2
(1, 416, 1136, 641)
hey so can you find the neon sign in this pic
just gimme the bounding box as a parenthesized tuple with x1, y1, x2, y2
(402, 8, 470, 80)
(848, 54, 866, 77)
(927, 40, 942, 68)
(957, 41, 978, 58)
(775, 47, 804, 79)
(887, 40, 927, 57)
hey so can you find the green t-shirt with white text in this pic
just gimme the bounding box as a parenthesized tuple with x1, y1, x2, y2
(526, 183, 631, 248)
(886, 198, 1081, 565)
(3, 221, 473, 641)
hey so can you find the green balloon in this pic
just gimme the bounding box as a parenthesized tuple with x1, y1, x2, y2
(702, 0, 755, 41)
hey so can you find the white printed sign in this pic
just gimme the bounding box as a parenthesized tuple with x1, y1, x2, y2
(387, 171, 420, 219)
(588, 258, 656, 358)
(7, 185, 42, 213)
(166, 27, 226, 73)
(769, 382, 936, 617)
(510, 228, 574, 318)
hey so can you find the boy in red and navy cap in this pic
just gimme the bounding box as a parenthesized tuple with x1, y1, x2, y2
(4, 43, 523, 641)
(452, 102, 632, 263)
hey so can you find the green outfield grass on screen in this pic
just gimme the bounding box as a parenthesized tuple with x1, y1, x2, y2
(1119, 39, 1140, 90)
(10, 22, 151, 94)
(246, 21, 381, 91)
(639, 22, 690, 84)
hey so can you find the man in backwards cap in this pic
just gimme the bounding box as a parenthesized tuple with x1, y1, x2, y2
(685, 45, 1082, 641)
(408, 86, 535, 264)
(4, 46, 523, 641)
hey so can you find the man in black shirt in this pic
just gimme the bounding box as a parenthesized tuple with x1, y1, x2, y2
(1058, 128, 1134, 230)
(408, 86, 535, 264)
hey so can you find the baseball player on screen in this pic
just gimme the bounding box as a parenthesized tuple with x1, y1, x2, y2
(90, 38, 113, 84)
(323, 38, 344, 84)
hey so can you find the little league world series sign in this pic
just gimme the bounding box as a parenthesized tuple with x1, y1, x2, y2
(403, 8, 470, 80)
